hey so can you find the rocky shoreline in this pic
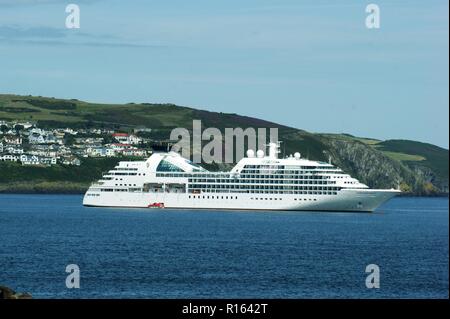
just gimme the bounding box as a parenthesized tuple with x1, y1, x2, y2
(0, 286, 32, 299)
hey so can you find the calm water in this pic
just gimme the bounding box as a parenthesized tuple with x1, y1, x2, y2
(0, 195, 448, 299)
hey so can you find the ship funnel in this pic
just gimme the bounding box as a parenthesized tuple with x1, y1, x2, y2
(266, 141, 281, 159)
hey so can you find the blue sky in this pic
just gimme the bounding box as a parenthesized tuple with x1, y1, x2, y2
(0, 0, 448, 148)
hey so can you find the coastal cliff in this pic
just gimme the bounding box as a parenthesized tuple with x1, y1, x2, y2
(317, 136, 445, 195)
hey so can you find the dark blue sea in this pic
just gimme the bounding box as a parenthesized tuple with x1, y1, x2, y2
(0, 195, 448, 299)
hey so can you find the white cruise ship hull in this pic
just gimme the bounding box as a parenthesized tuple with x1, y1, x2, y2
(83, 188, 400, 212)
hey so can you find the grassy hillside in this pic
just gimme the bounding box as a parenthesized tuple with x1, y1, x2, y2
(0, 94, 448, 195)
(375, 140, 449, 178)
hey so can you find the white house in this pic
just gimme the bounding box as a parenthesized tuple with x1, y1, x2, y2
(29, 129, 46, 144)
(112, 133, 129, 144)
(110, 143, 134, 152)
(20, 154, 40, 165)
(28, 128, 57, 144)
(0, 154, 19, 162)
(129, 134, 142, 145)
(40, 157, 57, 165)
(29, 149, 57, 157)
(3, 135, 22, 145)
(88, 128, 102, 135)
(121, 149, 148, 157)
(105, 148, 115, 157)
(112, 133, 141, 145)
(20, 154, 57, 166)
(5, 146, 24, 154)
(86, 147, 115, 157)
(61, 156, 81, 166)
(63, 128, 78, 135)
(57, 146, 72, 156)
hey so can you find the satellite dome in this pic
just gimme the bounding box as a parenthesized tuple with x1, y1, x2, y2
(294, 152, 301, 159)
(246, 149, 255, 158)
(256, 150, 264, 158)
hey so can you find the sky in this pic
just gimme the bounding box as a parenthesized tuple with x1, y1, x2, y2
(0, 0, 448, 148)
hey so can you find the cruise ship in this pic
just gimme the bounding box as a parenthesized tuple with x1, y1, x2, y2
(83, 142, 400, 212)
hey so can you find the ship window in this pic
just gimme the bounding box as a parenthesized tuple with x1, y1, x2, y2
(157, 160, 184, 172)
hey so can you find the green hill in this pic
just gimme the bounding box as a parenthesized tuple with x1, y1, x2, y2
(375, 140, 448, 178)
(0, 94, 448, 195)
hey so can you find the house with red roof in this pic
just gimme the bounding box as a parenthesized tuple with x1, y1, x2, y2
(112, 133, 141, 145)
